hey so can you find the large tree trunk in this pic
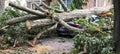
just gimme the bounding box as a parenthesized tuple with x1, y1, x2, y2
(5, 15, 45, 25)
(26, 19, 54, 29)
(5, 6, 112, 27)
(113, 0, 120, 53)
(9, 2, 46, 16)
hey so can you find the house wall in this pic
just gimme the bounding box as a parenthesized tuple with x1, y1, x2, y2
(83, 0, 112, 9)
(4, 0, 27, 8)
(3, 0, 112, 10)
(52, 0, 58, 4)
(52, 0, 112, 9)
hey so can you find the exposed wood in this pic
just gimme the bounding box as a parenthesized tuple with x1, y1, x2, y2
(13, 39, 20, 47)
(5, 15, 45, 25)
(41, 2, 64, 13)
(26, 20, 32, 29)
(9, 2, 46, 16)
(26, 19, 54, 29)
(1, 25, 9, 29)
(26, 36, 37, 47)
(13, 39, 17, 47)
(37, 23, 58, 38)
(58, 0, 69, 12)
(78, 43, 88, 54)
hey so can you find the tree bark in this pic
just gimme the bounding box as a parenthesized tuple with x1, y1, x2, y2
(7, 2, 113, 30)
(5, 15, 46, 25)
(113, 0, 120, 53)
(41, 2, 64, 13)
(27, 6, 112, 29)
(0, 0, 5, 12)
(26, 19, 54, 29)
(5, 6, 112, 29)
(9, 2, 46, 16)
(58, 0, 69, 12)
(37, 23, 58, 38)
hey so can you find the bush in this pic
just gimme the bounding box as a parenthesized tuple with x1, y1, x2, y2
(73, 33, 113, 54)
(0, 7, 28, 48)
(70, 17, 114, 54)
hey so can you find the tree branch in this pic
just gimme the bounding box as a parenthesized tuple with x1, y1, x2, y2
(41, 2, 64, 13)
(58, 0, 69, 12)
(26, 6, 112, 29)
(5, 15, 45, 25)
(5, 6, 112, 28)
(78, 43, 88, 54)
(9, 2, 46, 16)
(26, 19, 54, 29)
(32, 2, 50, 16)
(37, 22, 58, 38)
(57, 18, 84, 32)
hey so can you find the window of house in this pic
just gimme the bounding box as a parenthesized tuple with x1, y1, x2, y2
(67, 0, 72, 8)
(59, 0, 72, 9)
(28, 2, 40, 10)
(103, 0, 107, 7)
(28, 2, 35, 9)
(93, 0, 97, 7)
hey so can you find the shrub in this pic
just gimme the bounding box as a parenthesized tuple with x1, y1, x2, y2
(0, 7, 27, 48)
(70, 17, 114, 54)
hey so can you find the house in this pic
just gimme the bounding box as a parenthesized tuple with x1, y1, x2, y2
(26, 0, 58, 9)
(36, 0, 112, 9)
(1, 0, 112, 11)
(5, 0, 27, 8)
(59, 0, 112, 9)
(83, 0, 112, 9)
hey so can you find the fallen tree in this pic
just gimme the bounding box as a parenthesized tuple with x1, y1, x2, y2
(6, 5, 112, 28)
(4, 0, 113, 48)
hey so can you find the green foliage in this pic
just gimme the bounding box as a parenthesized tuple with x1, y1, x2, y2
(73, 33, 113, 54)
(0, 7, 26, 27)
(71, 17, 114, 54)
(70, 0, 88, 10)
(50, 3, 59, 10)
(0, 6, 56, 48)
(0, 7, 56, 48)
(0, 7, 28, 47)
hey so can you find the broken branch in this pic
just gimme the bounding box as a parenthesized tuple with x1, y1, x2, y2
(37, 22, 58, 38)
(58, 18, 84, 32)
(9, 2, 46, 16)
(28, 6, 112, 29)
(5, 15, 45, 25)
(58, 0, 69, 12)
(26, 19, 54, 29)
(41, 2, 64, 13)
(32, 2, 50, 16)
(78, 43, 88, 54)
